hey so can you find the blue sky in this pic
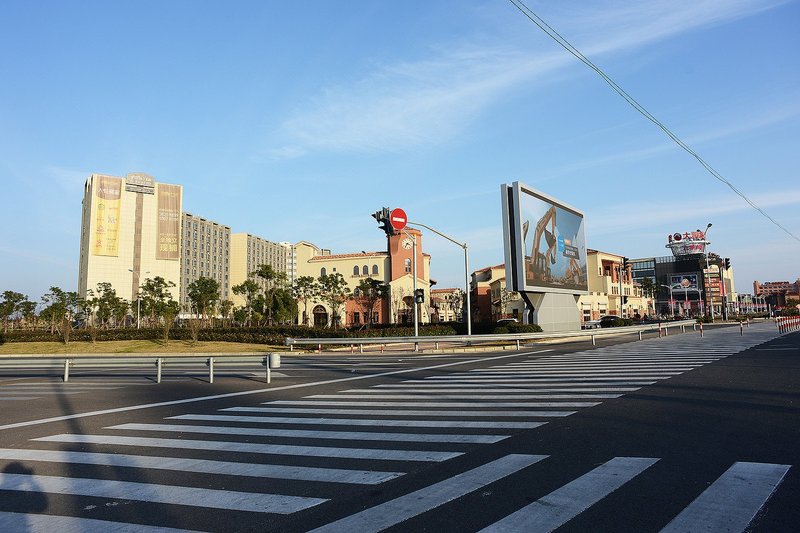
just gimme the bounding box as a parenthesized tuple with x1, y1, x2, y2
(1, 0, 798, 303)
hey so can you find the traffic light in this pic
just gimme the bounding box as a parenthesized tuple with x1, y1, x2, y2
(371, 207, 396, 236)
(622, 257, 629, 269)
(724, 258, 731, 270)
(414, 288, 425, 304)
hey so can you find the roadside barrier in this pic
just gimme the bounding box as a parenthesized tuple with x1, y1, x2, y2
(777, 316, 800, 333)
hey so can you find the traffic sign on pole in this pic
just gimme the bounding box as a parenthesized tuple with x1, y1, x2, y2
(390, 208, 407, 231)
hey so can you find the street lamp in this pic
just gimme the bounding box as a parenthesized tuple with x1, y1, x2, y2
(703, 223, 715, 322)
(128, 269, 150, 329)
(660, 284, 675, 317)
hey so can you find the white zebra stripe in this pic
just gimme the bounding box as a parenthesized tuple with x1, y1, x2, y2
(307, 394, 622, 400)
(172, 414, 546, 429)
(34, 434, 462, 462)
(660, 462, 791, 533)
(0, 472, 326, 513)
(223, 406, 575, 417)
(0, 511, 197, 533)
(268, 400, 600, 408)
(480, 457, 659, 532)
(107, 423, 509, 444)
(0, 448, 402, 484)
(310, 454, 548, 533)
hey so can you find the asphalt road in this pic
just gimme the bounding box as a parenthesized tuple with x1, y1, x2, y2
(0, 322, 797, 532)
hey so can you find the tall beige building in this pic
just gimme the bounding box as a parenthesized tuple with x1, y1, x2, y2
(78, 173, 182, 303)
(229, 233, 290, 307)
(180, 213, 231, 312)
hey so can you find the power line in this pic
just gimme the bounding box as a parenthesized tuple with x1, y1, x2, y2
(508, 0, 800, 243)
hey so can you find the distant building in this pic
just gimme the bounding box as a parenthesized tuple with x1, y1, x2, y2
(229, 233, 291, 308)
(78, 173, 182, 303)
(430, 288, 464, 322)
(180, 213, 231, 313)
(583, 249, 648, 321)
(470, 264, 504, 324)
(294, 229, 432, 327)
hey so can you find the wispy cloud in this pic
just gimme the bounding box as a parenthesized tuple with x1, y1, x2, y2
(271, 0, 784, 156)
(47, 165, 89, 192)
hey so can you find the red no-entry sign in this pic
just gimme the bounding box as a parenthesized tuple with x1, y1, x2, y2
(390, 208, 407, 231)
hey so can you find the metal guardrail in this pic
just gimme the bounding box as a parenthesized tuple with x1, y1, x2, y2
(0, 353, 286, 384)
(285, 320, 700, 352)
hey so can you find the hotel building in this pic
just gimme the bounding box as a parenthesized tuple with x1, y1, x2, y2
(180, 213, 231, 311)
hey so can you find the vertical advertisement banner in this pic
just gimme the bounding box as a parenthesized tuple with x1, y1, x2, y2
(92, 175, 122, 256)
(156, 184, 181, 260)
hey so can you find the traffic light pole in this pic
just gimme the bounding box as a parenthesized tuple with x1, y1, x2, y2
(408, 221, 472, 336)
(401, 228, 419, 339)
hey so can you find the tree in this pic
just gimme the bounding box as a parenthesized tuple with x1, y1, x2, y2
(90, 282, 128, 328)
(354, 277, 388, 328)
(17, 300, 37, 329)
(252, 264, 288, 325)
(446, 289, 465, 321)
(639, 277, 658, 316)
(139, 277, 178, 329)
(272, 288, 299, 324)
(292, 276, 318, 326)
(390, 286, 410, 324)
(219, 299, 234, 326)
(40, 287, 79, 343)
(317, 273, 351, 329)
(0, 291, 26, 332)
(496, 287, 518, 320)
(187, 276, 221, 324)
(232, 279, 260, 326)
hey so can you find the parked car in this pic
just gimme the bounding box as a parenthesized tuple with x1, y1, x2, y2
(582, 319, 601, 329)
(496, 318, 519, 325)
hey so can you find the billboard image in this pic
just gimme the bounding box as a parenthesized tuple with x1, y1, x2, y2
(156, 183, 181, 260)
(92, 175, 122, 257)
(670, 274, 699, 291)
(502, 182, 588, 294)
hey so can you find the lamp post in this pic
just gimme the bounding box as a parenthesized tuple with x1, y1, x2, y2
(128, 269, 149, 329)
(703, 223, 715, 322)
(660, 284, 674, 317)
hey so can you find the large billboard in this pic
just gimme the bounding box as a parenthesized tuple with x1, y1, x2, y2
(670, 274, 699, 291)
(156, 183, 181, 260)
(92, 175, 122, 257)
(502, 182, 588, 294)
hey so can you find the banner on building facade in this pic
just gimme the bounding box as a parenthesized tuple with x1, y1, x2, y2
(670, 274, 699, 291)
(92, 175, 122, 257)
(156, 184, 181, 260)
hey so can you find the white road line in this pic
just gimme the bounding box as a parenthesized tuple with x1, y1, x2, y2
(660, 462, 791, 533)
(424, 376, 673, 381)
(0, 397, 39, 401)
(34, 434, 463, 462)
(462, 371, 683, 376)
(307, 394, 622, 400)
(391, 380, 656, 387)
(0, 472, 326, 514)
(268, 400, 601, 408)
(223, 407, 575, 417)
(0, 448, 403, 485)
(364, 386, 641, 392)
(0, 511, 198, 533)
(309, 454, 548, 533)
(172, 414, 547, 429)
(107, 423, 510, 444)
(0, 391, 88, 396)
(0, 350, 540, 432)
(480, 457, 659, 532)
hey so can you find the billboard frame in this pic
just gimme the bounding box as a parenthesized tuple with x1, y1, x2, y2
(502, 181, 588, 296)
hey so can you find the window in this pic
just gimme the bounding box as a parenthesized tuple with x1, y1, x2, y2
(372, 265, 379, 276)
(353, 266, 360, 276)
(362, 265, 368, 276)
(353, 312, 361, 324)
(320, 267, 327, 276)
(404, 259, 411, 273)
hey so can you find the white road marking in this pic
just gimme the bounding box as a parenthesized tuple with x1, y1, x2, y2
(307, 393, 622, 400)
(107, 423, 509, 444)
(365, 386, 641, 392)
(268, 400, 600, 408)
(309, 454, 548, 533)
(0, 472, 326, 513)
(0, 448, 403, 484)
(224, 406, 575, 417)
(660, 462, 791, 533)
(0, 511, 198, 533)
(171, 414, 546, 429)
(480, 457, 659, 532)
(34, 434, 463, 462)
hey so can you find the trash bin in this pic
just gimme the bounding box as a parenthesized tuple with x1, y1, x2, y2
(268, 353, 281, 369)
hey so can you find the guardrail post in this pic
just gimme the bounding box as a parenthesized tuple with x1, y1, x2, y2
(435, 341, 439, 350)
(638, 330, 642, 340)
(740, 321, 744, 336)
(658, 322, 662, 338)
(359, 344, 364, 354)
(207, 357, 214, 384)
(700, 322, 704, 338)
(63, 359, 71, 382)
(318, 343, 322, 353)
(693, 323, 697, 331)
(591, 334, 596, 346)
(681, 325, 685, 334)
(156, 358, 162, 384)
(516, 339, 521, 349)
(414, 342, 419, 353)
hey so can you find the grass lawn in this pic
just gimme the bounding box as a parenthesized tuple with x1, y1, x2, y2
(0, 339, 285, 355)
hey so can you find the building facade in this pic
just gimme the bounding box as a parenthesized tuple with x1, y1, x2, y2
(430, 288, 464, 322)
(294, 229, 432, 327)
(581, 249, 648, 321)
(229, 233, 291, 308)
(78, 173, 182, 303)
(180, 213, 231, 313)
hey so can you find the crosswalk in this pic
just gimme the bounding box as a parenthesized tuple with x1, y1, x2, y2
(0, 323, 793, 531)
